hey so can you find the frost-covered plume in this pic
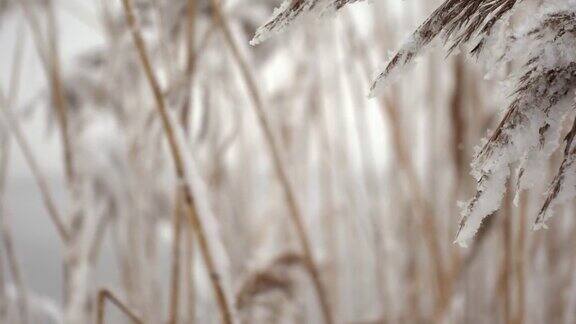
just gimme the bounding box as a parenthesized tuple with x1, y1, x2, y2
(250, 0, 364, 45)
(253, 0, 576, 245)
(368, 0, 519, 96)
(456, 3, 576, 245)
(536, 104, 576, 229)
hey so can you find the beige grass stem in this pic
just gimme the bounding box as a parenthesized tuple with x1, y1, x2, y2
(0, 30, 68, 242)
(120, 0, 233, 322)
(209, 1, 334, 323)
(18, 0, 76, 183)
(0, 127, 29, 324)
(0, 96, 69, 242)
(168, 192, 184, 324)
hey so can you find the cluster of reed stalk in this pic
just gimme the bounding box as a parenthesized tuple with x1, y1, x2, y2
(1, 0, 576, 323)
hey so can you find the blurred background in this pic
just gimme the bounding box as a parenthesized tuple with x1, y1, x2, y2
(0, 0, 574, 323)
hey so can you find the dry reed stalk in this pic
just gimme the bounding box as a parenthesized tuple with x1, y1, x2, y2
(449, 58, 466, 182)
(180, 0, 197, 131)
(18, 1, 78, 310)
(561, 201, 576, 322)
(165, 22, 217, 103)
(0, 31, 69, 242)
(381, 93, 448, 307)
(0, 131, 10, 321)
(97, 289, 143, 324)
(0, 94, 69, 242)
(111, 221, 137, 312)
(87, 212, 111, 263)
(120, 0, 233, 322)
(437, 217, 499, 322)
(184, 224, 196, 323)
(349, 22, 447, 310)
(0, 230, 4, 321)
(0, 139, 28, 324)
(0, 219, 28, 324)
(0, 30, 30, 323)
(46, 0, 75, 183)
(444, 55, 467, 310)
(168, 192, 184, 324)
(498, 183, 513, 324)
(342, 50, 390, 317)
(16, 0, 47, 65)
(19, 0, 76, 183)
(209, 1, 334, 323)
(429, 55, 468, 322)
(512, 191, 527, 324)
(149, 0, 178, 81)
(314, 72, 344, 318)
(6, 23, 24, 111)
(437, 56, 497, 322)
(382, 87, 452, 320)
(544, 202, 564, 322)
(405, 214, 421, 323)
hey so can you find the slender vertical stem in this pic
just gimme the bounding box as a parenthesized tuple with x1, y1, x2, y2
(184, 225, 196, 323)
(180, 0, 197, 131)
(18, 1, 77, 306)
(120, 1, 233, 322)
(46, 0, 75, 183)
(513, 191, 527, 324)
(351, 23, 446, 309)
(0, 200, 5, 322)
(499, 184, 513, 324)
(19, 0, 76, 183)
(209, 1, 333, 323)
(0, 29, 68, 242)
(0, 138, 28, 324)
(168, 192, 184, 324)
(0, 93, 69, 242)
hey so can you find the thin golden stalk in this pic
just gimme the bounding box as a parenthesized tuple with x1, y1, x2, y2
(0, 94, 69, 242)
(209, 1, 334, 323)
(18, 0, 76, 183)
(498, 183, 513, 324)
(46, 0, 75, 183)
(314, 68, 344, 318)
(0, 12, 68, 242)
(184, 224, 196, 323)
(513, 191, 527, 324)
(0, 217, 29, 324)
(168, 192, 184, 324)
(180, 0, 197, 130)
(0, 29, 68, 242)
(0, 226, 5, 322)
(381, 91, 447, 305)
(350, 21, 447, 308)
(431, 56, 468, 321)
(97, 289, 143, 324)
(0, 137, 28, 324)
(17, 5, 77, 305)
(87, 213, 111, 263)
(17, 0, 47, 65)
(120, 0, 233, 322)
(341, 32, 389, 314)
